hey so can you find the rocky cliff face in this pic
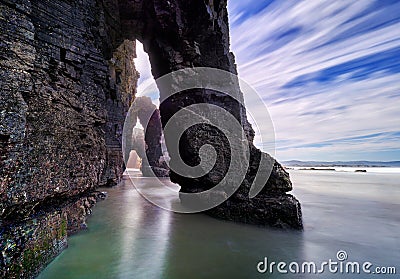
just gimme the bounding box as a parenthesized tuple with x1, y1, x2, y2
(0, 0, 137, 277)
(1, 0, 302, 277)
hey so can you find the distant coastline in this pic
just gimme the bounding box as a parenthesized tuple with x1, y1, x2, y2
(282, 160, 400, 168)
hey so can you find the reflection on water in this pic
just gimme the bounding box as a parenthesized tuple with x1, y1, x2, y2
(38, 170, 400, 279)
(115, 185, 171, 279)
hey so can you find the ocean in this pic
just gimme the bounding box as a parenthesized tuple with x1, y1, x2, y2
(37, 168, 400, 279)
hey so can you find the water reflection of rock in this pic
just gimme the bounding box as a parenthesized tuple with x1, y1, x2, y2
(161, 209, 304, 278)
(117, 179, 171, 278)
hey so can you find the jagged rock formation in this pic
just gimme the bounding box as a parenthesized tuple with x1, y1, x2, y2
(0, 0, 137, 277)
(123, 0, 303, 229)
(0, 191, 106, 278)
(126, 96, 169, 177)
(131, 128, 146, 160)
(1, 0, 302, 277)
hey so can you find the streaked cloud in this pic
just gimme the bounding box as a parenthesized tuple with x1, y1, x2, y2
(228, 0, 400, 161)
(134, 0, 400, 161)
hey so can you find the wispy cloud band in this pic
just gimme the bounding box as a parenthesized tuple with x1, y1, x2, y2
(228, 0, 400, 161)
(134, 0, 400, 161)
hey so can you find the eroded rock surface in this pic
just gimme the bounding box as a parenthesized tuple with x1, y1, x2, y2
(125, 0, 303, 229)
(0, 0, 137, 277)
(126, 96, 169, 177)
(1, 0, 302, 277)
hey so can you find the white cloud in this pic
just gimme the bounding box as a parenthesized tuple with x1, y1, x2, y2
(134, 41, 160, 105)
(228, 0, 400, 160)
(133, 1, 400, 161)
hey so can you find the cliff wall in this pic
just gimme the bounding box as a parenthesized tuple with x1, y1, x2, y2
(0, 0, 137, 277)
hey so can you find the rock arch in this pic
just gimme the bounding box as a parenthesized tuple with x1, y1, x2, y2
(125, 96, 169, 177)
(118, 0, 302, 229)
(0, 0, 302, 277)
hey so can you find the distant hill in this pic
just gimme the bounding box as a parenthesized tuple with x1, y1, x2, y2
(282, 160, 400, 167)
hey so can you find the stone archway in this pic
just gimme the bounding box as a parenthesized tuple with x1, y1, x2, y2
(0, 1, 302, 277)
(118, 0, 302, 229)
(125, 96, 169, 177)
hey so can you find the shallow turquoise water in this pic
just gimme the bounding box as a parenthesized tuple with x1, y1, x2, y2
(37, 170, 400, 279)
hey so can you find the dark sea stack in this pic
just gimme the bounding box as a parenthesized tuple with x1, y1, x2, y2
(127, 0, 303, 230)
(1, 0, 301, 277)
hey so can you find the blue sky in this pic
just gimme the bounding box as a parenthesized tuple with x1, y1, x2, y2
(135, 0, 400, 162)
